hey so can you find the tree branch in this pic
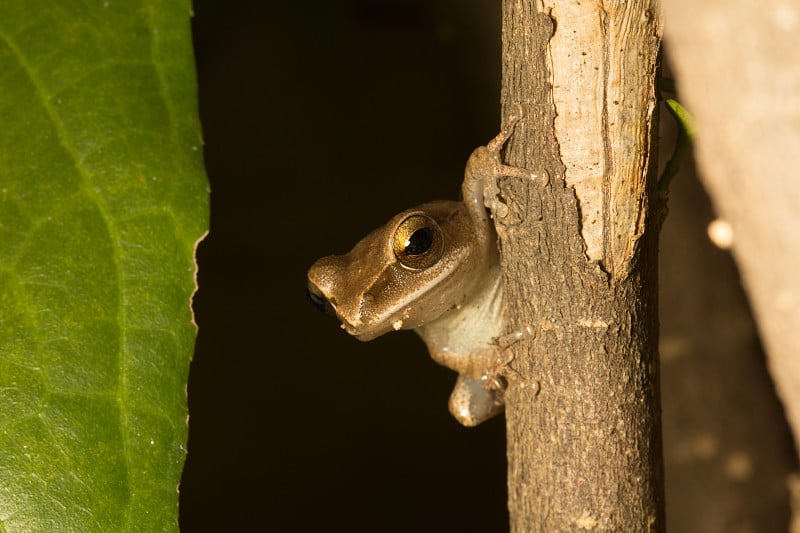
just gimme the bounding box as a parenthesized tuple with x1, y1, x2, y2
(498, 1, 664, 529)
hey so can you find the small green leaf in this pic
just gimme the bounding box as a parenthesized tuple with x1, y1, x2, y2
(658, 98, 696, 195)
(0, 2, 208, 531)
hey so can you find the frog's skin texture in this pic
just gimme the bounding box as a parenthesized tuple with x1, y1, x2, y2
(307, 109, 542, 426)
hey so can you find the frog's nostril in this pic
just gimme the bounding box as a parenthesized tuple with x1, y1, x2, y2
(307, 283, 333, 314)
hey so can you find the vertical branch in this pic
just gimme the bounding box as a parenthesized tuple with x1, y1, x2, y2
(497, 1, 664, 530)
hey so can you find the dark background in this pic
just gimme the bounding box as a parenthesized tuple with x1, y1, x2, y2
(180, 2, 797, 531)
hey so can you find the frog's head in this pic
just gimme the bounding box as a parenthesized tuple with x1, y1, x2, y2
(307, 200, 494, 341)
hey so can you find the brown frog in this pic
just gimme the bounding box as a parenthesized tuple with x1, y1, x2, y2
(307, 107, 544, 426)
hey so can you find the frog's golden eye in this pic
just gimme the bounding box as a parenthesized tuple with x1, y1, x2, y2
(392, 214, 444, 270)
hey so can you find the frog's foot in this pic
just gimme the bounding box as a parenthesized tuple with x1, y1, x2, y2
(485, 104, 545, 178)
(497, 324, 536, 349)
(448, 374, 505, 427)
(479, 105, 550, 218)
(486, 102, 525, 156)
(482, 325, 536, 392)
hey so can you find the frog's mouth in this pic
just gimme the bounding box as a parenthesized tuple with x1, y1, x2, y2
(307, 281, 390, 341)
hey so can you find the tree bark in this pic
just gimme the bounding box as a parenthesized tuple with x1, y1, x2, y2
(497, 1, 664, 530)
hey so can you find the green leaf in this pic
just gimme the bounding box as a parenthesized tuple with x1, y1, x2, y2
(0, 2, 208, 531)
(658, 98, 697, 195)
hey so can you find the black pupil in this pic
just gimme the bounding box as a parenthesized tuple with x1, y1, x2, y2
(405, 227, 434, 255)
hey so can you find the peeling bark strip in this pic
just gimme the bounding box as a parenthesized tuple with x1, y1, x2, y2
(498, 1, 664, 531)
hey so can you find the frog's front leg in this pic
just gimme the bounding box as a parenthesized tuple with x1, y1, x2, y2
(443, 326, 537, 427)
(462, 104, 550, 225)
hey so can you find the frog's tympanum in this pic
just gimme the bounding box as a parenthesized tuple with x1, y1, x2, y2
(307, 109, 543, 426)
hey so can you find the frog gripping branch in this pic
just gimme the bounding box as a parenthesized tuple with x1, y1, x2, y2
(307, 107, 545, 426)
